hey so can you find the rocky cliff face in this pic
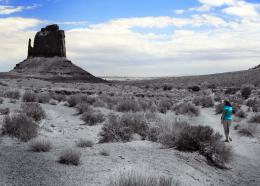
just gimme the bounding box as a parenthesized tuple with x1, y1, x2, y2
(28, 24, 66, 58)
(11, 24, 106, 83)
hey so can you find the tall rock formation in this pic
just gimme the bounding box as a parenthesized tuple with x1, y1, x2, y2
(11, 24, 106, 83)
(28, 24, 66, 58)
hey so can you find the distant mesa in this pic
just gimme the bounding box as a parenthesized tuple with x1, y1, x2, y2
(11, 24, 106, 83)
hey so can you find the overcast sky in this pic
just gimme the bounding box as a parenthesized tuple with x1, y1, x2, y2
(0, 0, 260, 77)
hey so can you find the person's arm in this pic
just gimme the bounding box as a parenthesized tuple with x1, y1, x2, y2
(221, 107, 226, 121)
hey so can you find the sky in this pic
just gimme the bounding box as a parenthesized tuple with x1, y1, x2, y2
(0, 0, 260, 77)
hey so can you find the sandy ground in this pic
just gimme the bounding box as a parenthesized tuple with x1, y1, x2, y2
(0, 96, 259, 186)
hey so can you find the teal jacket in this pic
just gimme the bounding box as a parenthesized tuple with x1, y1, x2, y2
(223, 106, 233, 121)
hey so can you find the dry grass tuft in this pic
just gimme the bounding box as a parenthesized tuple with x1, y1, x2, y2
(108, 171, 178, 186)
(58, 149, 81, 166)
(29, 139, 52, 152)
(76, 139, 94, 148)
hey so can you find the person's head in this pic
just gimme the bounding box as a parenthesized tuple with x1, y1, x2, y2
(224, 100, 231, 107)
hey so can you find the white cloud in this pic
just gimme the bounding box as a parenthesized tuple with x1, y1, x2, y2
(0, 17, 42, 71)
(223, 1, 260, 17)
(198, 0, 235, 7)
(0, 4, 39, 15)
(189, 4, 211, 12)
(63, 14, 260, 76)
(175, 9, 184, 15)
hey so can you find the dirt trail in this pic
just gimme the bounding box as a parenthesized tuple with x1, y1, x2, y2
(198, 108, 260, 186)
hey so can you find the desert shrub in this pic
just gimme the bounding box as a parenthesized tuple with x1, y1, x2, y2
(147, 126, 161, 142)
(81, 110, 105, 125)
(179, 126, 232, 167)
(117, 98, 141, 112)
(225, 87, 239, 95)
(241, 84, 253, 99)
(158, 98, 173, 113)
(4, 90, 20, 100)
(99, 114, 129, 143)
(22, 91, 37, 102)
(249, 114, 260, 123)
(207, 84, 217, 89)
(215, 103, 224, 114)
(37, 93, 51, 103)
(0, 98, 3, 104)
(192, 97, 201, 106)
(92, 99, 106, 107)
(202, 140, 233, 167)
(159, 121, 232, 167)
(49, 99, 58, 105)
(173, 102, 200, 116)
(82, 96, 96, 105)
(163, 85, 172, 91)
(108, 171, 176, 186)
(238, 128, 254, 137)
(246, 98, 259, 107)
(246, 98, 260, 112)
(138, 99, 150, 112)
(174, 125, 216, 151)
(99, 113, 148, 143)
(58, 149, 81, 166)
(21, 103, 46, 122)
(0, 108, 10, 115)
(76, 103, 90, 114)
(2, 114, 38, 141)
(120, 113, 148, 138)
(238, 124, 256, 137)
(193, 96, 214, 108)
(99, 95, 118, 110)
(99, 149, 110, 156)
(66, 95, 81, 107)
(9, 99, 16, 104)
(0, 81, 8, 87)
(76, 138, 94, 148)
(29, 139, 52, 152)
(145, 111, 160, 122)
(158, 121, 190, 148)
(51, 93, 66, 102)
(188, 85, 200, 92)
(235, 109, 247, 118)
(214, 95, 222, 102)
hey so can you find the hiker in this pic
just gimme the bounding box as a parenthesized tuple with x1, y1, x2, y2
(221, 100, 233, 142)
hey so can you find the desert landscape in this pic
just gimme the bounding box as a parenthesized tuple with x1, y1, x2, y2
(0, 0, 260, 186)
